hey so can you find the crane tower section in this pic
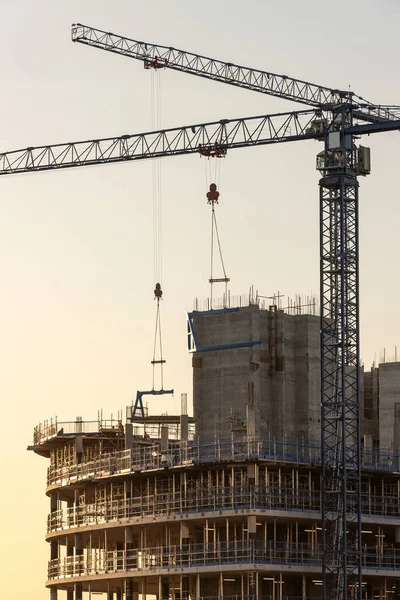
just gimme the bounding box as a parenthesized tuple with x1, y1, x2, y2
(319, 106, 362, 600)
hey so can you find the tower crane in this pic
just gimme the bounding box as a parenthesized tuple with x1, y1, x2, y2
(2, 23, 400, 600)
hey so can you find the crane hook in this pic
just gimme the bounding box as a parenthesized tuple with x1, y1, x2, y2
(207, 183, 220, 205)
(154, 282, 163, 300)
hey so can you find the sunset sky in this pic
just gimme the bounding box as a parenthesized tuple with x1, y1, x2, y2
(1, 1, 400, 598)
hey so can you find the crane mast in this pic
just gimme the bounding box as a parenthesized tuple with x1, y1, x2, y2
(3, 24, 400, 600)
(320, 105, 362, 600)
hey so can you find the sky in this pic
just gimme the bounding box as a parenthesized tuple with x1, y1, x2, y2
(1, 1, 400, 598)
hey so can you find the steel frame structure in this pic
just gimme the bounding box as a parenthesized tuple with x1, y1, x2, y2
(1, 110, 399, 176)
(320, 107, 361, 600)
(71, 24, 400, 124)
(3, 22, 400, 600)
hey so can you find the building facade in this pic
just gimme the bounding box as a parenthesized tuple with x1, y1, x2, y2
(31, 303, 400, 600)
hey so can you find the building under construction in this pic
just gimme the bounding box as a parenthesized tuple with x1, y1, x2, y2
(31, 298, 400, 600)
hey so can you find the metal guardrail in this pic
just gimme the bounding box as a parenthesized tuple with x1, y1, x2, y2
(182, 598, 317, 600)
(187, 597, 316, 600)
(47, 486, 320, 531)
(48, 541, 321, 579)
(46, 436, 400, 487)
(33, 418, 124, 445)
(47, 486, 400, 533)
(47, 540, 400, 580)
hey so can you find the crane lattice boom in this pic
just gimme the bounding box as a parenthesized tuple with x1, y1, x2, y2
(71, 23, 400, 126)
(1, 109, 399, 175)
(71, 23, 342, 107)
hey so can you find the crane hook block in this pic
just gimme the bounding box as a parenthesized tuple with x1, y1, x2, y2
(198, 143, 227, 158)
(154, 282, 163, 299)
(207, 183, 220, 205)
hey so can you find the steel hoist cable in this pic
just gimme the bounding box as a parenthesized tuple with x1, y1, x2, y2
(204, 161, 230, 309)
(151, 69, 166, 390)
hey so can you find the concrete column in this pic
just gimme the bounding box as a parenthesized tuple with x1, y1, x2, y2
(50, 493, 57, 513)
(75, 532, 83, 583)
(50, 540, 58, 561)
(181, 522, 190, 566)
(302, 574, 308, 600)
(50, 587, 58, 600)
(126, 526, 133, 545)
(180, 415, 189, 442)
(247, 463, 256, 487)
(161, 579, 169, 600)
(196, 574, 200, 598)
(142, 578, 146, 600)
(66, 498, 74, 528)
(246, 396, 256, 436)
(126, 579, 138, 600)
(75, 583, 83, 600)
(218, 572, 223, 598)
(364, 433, 373, 450)
(395, 527, 400, 600)
(181, 577, 189, 600)
(49, 493, 58, 533)
(180, 522, 190, 544)
(247, 515, 257, 542)
(396, 581, 400, 600)
(126, 578, 134, 600)
(66, 535, 74, 557)
(125, 422, 133, 450)
(161, 427, 169, 452)
(248, 572, 256, 597)
(395, 527, 400, 548)
(125, 525, 134, 563)
(75, 434, 83, 464)
(394, 404, 400, 454)
(75, 533, 83, 554)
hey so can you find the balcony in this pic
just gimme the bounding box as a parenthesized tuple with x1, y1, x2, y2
(46, 436, 400, 487)
(47, 486, 400, 533)
(47, 540, 400, 580)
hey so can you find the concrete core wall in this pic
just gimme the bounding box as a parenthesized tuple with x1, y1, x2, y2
(362, 366, 379, 444)
(192, 305, 400, 448)
(378, 362, 400, 449)
(192, 305, 321, 443)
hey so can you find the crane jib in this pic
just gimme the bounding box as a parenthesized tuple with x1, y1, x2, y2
(70, 24, 400, 126)
(1, 110, 399, 176)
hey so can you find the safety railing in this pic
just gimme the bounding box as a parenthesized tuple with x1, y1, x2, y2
(189, 598, 319, 600)
(47, 486, 321, 532)
(189, 597, 317, 600)
(48, 541, 321, 579)
(188, 598, 317, 600)
(47, 540, 400, 580)
(33, 418, 122, 445)
(46, 436, 400, 487)
(48, 486, 400, 533)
